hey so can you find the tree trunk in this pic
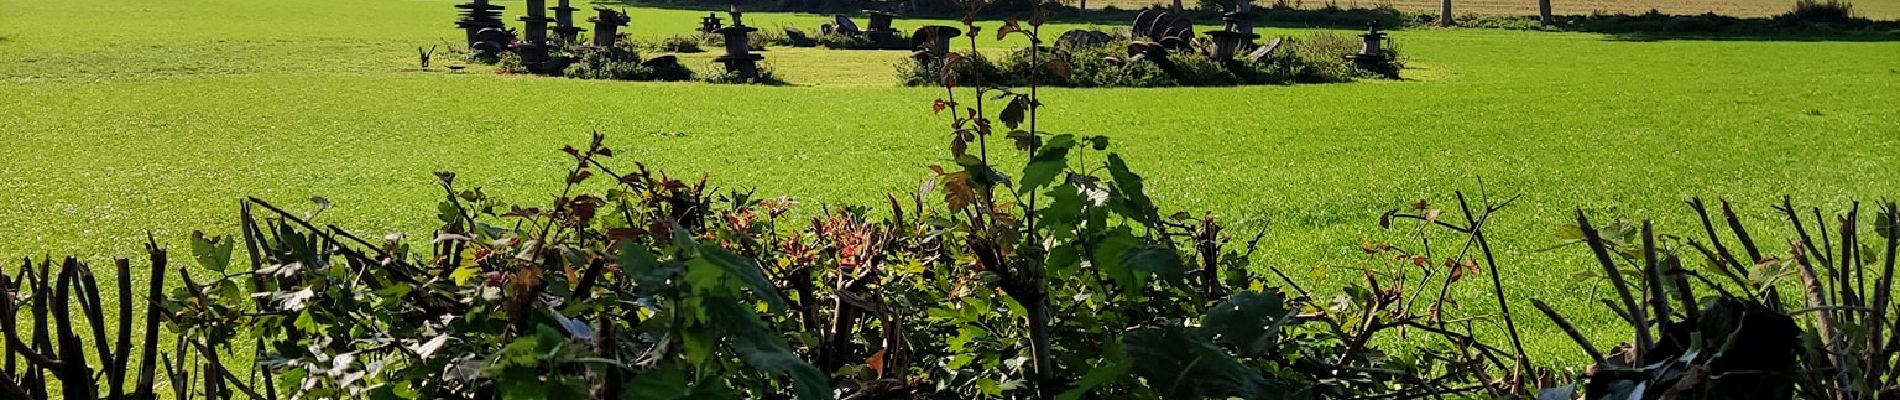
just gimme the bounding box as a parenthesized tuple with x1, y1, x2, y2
(1440, 0, 1453, 26)
(1538, 0, 1553, 26)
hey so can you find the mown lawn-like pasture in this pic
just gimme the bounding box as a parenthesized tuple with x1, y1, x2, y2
(2, 0, 1898, 372)
(1087, 0, 1900, 20)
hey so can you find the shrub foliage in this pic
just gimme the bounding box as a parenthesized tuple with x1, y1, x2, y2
(900, 33, 1402, 88)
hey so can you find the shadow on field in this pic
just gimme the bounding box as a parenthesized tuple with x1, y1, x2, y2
(1534, 11, 1900, 42)
(598, 0, 1413, 30)
(1602, 31, 1900, 41)
(602, 0, 1896, 41)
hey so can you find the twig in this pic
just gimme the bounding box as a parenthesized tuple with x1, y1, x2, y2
(1531, 298, 1605, 361)
(1577, 210, 1651, 360)
(1457, 192, 1526, 378)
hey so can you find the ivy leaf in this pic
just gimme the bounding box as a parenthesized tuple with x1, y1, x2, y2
(1200, 290, 1290, 356)
(1017, 134, 1074, 195)
(189, 230, 236, 272)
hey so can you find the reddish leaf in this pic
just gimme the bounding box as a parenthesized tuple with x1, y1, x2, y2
(867, 348, 888, 378)
(951, 135, 969, 157)
(996, 18, 1021, 40)
(607, 228, 646, 242)
(933, 99, 948, 114)
(999, 97, 1027, 129)
(1045, 58, 1072, 80)
(941, 172, 977, 210)
(1006, 130, 1039, 151)
(502, 207, 543, 218)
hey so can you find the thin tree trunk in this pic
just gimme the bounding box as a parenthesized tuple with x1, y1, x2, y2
(1538, 0, 1553, 26)
(1440, 0, 1453, 26)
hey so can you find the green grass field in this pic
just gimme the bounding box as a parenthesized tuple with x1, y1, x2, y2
(1086, 0, 1900, 20)
(3, 0, 1899, 370)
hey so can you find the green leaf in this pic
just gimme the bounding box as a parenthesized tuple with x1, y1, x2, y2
(1018, 134, 1075, 195)
(1046, 244, 1081, 280)
(698, 247, 788, 312)
(190, 231, 236, 272)
(1105, 154, 1159, 226)
(621, 241, 681, 292)
(450, 265, 481, 286)
(1124, 327, 1278, 400)
(1093, 227, 1142, 296)
(1055, 342, 1131, 400)
(437, 200, 461, 225)
(706, 297, 834, 400)
(624, 363, 691, 400)
(1122, 244, 1185, 287)
(686, 254, 726, 285)
(1201, 290, 1289, 356)
(1877, 207, 1896, 239)
(681, 328, 715, 366)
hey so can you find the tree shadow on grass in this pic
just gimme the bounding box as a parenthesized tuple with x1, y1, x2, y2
(1548, 12, 1900, 42)
(595, 0, 1411, 30)
(1601, 31, 1900, 42)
